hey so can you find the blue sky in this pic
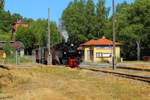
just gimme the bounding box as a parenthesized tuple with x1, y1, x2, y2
(5, 0, 133, 23)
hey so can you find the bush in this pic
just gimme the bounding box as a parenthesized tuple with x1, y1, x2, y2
(3, 41, 14, 57)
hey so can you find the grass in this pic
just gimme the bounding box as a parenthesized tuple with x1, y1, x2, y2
(0, 34, 10, 41)
(120, 60, 150, 63)
(0, 56, 33, 65)
(118, 61, 150, 69)
(0, 65, 150, 100)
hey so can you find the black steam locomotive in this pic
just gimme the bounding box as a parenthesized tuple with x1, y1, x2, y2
(35, 43, 82, 67)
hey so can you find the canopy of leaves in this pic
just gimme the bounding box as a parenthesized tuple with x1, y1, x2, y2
(116, 0, 150, 59)
(62, 0, 109, 44)
(62, 0, 150, 59)
(0, 0, 4, 10)
(3, 40, 14, 57)
(16, 20, 61, 49)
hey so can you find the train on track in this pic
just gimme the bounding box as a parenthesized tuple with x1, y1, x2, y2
(35, 43, 82, 67)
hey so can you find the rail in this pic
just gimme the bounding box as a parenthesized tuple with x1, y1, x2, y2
(81, 68, 150, 83)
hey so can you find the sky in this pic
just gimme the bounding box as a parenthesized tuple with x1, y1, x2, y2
(4, 0, 133, 23)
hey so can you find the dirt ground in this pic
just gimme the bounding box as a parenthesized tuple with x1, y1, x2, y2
(0, 65, 150, 100)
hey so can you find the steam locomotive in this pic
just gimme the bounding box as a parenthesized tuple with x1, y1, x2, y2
(35, 43, 82, 67)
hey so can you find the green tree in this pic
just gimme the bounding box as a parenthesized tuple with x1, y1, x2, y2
(3, 40, 13, 57)
(96, 0, 110, 38)
(16, 26, 36, 49)
(16, 19, 61, 50)
(85, 0, 97, 39)
(116, 0, 150, 60)
(11, 13, 23, 22)
(62, 0, 88, 43)
(0, 11, 12, 33)
(29, 19, 60, 46)
(0, 0, 4, 10)
(50, 21, 61, 45)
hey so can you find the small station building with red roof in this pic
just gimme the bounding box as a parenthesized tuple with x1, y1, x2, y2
(80, 36, 121, 63)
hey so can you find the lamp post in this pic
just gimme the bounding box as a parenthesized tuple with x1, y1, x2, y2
(112, 0, 116, 70)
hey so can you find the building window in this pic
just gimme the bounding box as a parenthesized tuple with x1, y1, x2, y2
(96, 46, 112, 50)
(96, 53, 112, 58)
(96, 53, 102, 58)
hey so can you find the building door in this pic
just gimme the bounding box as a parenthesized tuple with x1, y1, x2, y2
(87, 50, 93, 61)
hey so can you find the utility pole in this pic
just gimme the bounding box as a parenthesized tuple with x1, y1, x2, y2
(47, 8, 52, 65)
(112, 0, 116, 70)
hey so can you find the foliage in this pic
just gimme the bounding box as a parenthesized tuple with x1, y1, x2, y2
(1, 0, 150, 60)
(0, 0, 4, 10)
(3, 40, 13, 57)
(116, 0, 150, 59)
(0, 33, 10, 40)
(62, 0, 110, 44)
(0, 10, 12, 33)
(96, 0, 110, 38)
(16, 26, 36, 49)
(16, 20, 61, 49)
(62, 0, 150, 60)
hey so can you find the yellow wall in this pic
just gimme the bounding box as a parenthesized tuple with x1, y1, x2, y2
(83, 46, 120, 62)
(84, 47, 90, 61)
(0, 50, 6, 59)
(84, 46, 94, 62)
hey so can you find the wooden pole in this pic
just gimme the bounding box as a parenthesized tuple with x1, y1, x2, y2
(47, 8, 52, 65)
(112, 0, 116, 70)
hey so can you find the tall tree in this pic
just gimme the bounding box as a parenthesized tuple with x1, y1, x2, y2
(116, 0, 150, 60)
(0, 11, 12, 33)
(96, 0, 110, 38)
(62, 0, 88, 43)
(16, 20, 61, 48)
(0, 0, 4, 10)
(85, 0, 97, 39)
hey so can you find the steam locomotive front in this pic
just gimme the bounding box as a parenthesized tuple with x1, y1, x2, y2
(62, 43, 81, 67)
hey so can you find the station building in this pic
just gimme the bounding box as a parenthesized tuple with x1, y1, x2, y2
(80, 37, 121, 63)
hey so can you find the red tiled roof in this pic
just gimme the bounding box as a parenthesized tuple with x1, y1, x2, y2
(81, 37, 120, 46)
(12, 24, 29, 31)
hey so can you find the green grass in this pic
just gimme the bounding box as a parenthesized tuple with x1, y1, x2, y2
(0, 56, 33, 64)
(0, 33, 11, 41)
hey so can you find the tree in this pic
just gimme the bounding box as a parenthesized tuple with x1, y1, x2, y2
(62, 0, 88, 43)
(96, 0, 110, 38)
(0, 0, 4, 10)
(29, 19, 61, 46)
(16, 19, 61, 51)
(85, 0, 97, 39)
(16, 26, 36, 49)
(3, 40, 13, 57)
(50, 21, 61, 45)
(116, 0, 150, 60)
(0, 11, 12, 33)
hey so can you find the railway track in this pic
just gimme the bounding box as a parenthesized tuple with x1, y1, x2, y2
(81, 68, 150, 83)
(117, 66, 150, 72)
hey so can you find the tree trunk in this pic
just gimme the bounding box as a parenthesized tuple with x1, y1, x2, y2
(136, 41, 141, 61)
